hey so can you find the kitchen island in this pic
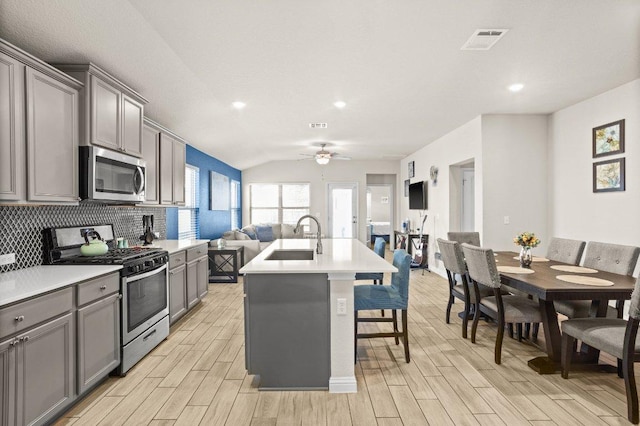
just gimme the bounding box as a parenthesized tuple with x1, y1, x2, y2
(239, 238, 397, 393)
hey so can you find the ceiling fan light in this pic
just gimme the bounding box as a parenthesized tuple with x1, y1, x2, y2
(315, 154, 331, 165)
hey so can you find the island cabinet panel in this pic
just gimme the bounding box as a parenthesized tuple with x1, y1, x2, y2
(26, 67, 79, 202)
(0, 52, 25, 201)
(244, 273, 330, 389)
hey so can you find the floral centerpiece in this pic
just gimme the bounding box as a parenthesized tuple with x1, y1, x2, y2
(513, 232, 540, 268)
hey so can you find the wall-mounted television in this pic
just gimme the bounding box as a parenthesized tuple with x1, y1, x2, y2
(409, 181, 427, 210)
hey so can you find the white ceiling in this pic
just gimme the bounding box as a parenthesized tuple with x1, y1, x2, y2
(1, 0, 639, 170)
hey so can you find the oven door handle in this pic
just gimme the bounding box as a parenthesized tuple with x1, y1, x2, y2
(125, 263, 167, 283)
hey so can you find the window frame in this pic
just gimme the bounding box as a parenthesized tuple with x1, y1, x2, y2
(178, 164, 200, 240)
(249, 183, 310, 225)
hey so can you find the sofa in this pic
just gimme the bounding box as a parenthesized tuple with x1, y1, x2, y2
(211, 223, 303, 265)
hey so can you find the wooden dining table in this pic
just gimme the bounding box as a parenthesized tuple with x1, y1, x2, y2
(494, 251, 636, 374)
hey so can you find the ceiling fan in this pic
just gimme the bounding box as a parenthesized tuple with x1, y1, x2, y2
(299, 143, 351, 165)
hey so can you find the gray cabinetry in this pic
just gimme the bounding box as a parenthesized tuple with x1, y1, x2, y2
(141, 121, 160, 204)
(186, 260, 200, 310)
(0, 39, 83, 205)
(186, 244, 208, 307)
(244, 273, 330, 389)
(142, 118, 186, 206)
(76, 277, 120, 394)
(168, 251, 187, 325)
(26, 68, 79, 203)
(0, 336, 16, 426)
(196, 257, 209, 300)
(56, 63, 147, 158)
(0, 51, 25, 201)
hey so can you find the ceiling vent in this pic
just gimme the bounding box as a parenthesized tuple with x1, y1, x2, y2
(461, 29, 509, 51)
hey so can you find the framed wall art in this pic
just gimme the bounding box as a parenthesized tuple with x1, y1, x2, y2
(593, 157, 625, 193)
(210, 171, 230, 210)
(408, 161, 415, 178)
(404, 179, 410, 197)
(593, 119, 624, 158)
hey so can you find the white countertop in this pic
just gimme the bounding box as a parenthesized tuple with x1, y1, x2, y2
(137, 239, 210, 254)
(0, 265, 123, 307)
(239, 238, 397, 274)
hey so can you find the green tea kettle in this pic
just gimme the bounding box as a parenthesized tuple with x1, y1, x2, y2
(81, 230, 109, 256)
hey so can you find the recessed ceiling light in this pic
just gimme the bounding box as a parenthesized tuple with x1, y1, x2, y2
(232, 101, 246, 109)
(334, 101, 346, 109)
(508, 83, 524, 92)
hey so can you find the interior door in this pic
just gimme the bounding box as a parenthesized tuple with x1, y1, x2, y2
(327, 183, 358, 238)
(461, 169, 475, 232)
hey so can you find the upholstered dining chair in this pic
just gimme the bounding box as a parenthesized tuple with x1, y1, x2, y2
(355, 237, 387, 316)
(461, 243, 542, 364)
(561, 275, 640, 424)
(554, 241, 640, 319)
(447, 231, 481, 247)
(546, 237, 586, 265)
(354, 249, 412, 363)
(439, 238, 472, 337)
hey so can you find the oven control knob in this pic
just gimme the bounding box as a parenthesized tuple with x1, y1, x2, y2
(144, 260, 154, 268)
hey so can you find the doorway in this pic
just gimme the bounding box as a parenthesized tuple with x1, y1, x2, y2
(366, 184, 393, 246)
(327, 183, 358, 238)
(461, 168, 475, 232)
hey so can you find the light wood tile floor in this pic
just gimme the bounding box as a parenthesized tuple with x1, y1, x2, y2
(55, 257, 634, 425)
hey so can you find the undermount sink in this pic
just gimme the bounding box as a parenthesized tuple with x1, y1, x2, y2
(265, 249, 315, 261)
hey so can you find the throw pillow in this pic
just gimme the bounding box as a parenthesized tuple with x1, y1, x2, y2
(255, 225, 274, 242)
(281, 223, 297, 238)
(234, 230, 251, 240)
(222, 230, 236, 240)
(241, 228, 258, 240)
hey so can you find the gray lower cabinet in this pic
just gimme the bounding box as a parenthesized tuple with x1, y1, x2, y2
(15, 312, 75, 426)
(185, 260, 201, 310)
(169, 263, 187, 324)
(0, 336, 16, 426)
(196, 257, 209, 300)
(76, 293, 120, 395)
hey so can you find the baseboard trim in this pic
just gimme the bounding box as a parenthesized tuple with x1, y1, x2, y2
(329, 376, 357, 393)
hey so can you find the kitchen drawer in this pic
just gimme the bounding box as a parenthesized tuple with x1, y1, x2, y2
(169, 251, 186, 269)
(77, 272, 120, 306)
(186, 244, 208, 262)
(0, 287, 73, 340)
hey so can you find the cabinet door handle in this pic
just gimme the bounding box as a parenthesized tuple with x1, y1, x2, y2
(118, 294, 123, 300)
(20, 336, 29, 342)
(9, 339, 18, 347)
(15, 315, 24, 322)
(100, 285, 107, 290)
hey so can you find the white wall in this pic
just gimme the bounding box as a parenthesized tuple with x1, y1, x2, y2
(400, 116, 483, 276)
(549, 79, 640, 255)
(481, 115, 549, 252)
(368, 186, 391, 222)
(242, 160, 400, 243)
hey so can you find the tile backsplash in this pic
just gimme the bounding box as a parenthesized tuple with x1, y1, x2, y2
(0, 205, 166, 272)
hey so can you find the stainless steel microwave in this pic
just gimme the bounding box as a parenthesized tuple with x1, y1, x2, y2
(79, 146, 145, 203)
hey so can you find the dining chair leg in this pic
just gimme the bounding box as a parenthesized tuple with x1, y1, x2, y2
(532, 323, 539, 342)
(516, 323, 523, 342)
(462, 297, 470, 339)
(623, 352, 639, 424)
(471, 303, 481, 344)
(524, 323, 531, 339)
(560, 332, 574, 379)
(402, 309, 410, 363)
(618, 359, 624, 378)
(377, 279, 385, 317)
(446, 294, 454, 324)
(495, 315, 505, 365)
(507, 323, 514, 339)
(392, 310, 400, 345)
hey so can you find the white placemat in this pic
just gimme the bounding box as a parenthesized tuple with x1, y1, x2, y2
(512, 256, 549, 262)
(556, 275, 614, 287)
(550, 265, 598, 274)
(497, 266, 535, 274)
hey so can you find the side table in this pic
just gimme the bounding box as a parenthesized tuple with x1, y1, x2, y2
(208, 246, 244, 283)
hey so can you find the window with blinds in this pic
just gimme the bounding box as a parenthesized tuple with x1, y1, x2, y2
(249, 183, 310, 226)
(231, 180, 241, 229)
(178, 165, 199, 240)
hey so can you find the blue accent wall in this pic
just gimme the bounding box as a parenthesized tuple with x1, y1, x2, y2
(166, 145, 242, 240)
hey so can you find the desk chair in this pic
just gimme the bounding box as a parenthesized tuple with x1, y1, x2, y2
(561, 275, 640, 424)
(462, 243, 542, 364)
(355, 249, 412, 363)
(555, 242, 639, 319)
(447, 232, 481, 247)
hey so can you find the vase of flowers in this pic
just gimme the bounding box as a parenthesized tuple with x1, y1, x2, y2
(513, 232, 540, 268)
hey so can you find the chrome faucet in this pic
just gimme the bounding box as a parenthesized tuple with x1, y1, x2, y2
(294, 214, 323, 254)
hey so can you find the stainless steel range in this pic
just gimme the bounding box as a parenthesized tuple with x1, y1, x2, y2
(43, 224, 170, 375)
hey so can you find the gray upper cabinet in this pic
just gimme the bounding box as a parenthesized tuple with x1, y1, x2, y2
(0, 52, 25, 201)
(56, 63, 147, 158)
(142, 121, 160, 205)
(0, 38, 83, 204)
(26, 68, 79, 203)
(146, 118, 186, 206)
